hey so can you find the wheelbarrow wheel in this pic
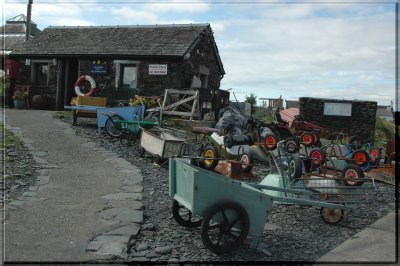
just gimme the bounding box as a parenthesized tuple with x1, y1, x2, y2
(320, 206, 344, 225)
(239, 152, 253, 173)
(342, 164, 364, 186)
(172, 200, 203, 228)
(200, 144, 219, 171)
(287, 154, 303, 180)
(352, 149, 370, 167)
(200, 202, 249, 254)
(120, 133, 134, 146)
(105, 115, 123, 138)
(284, 137, 299, 153)
(137, 147, 145, 157)
(152, 155, 162, 164)
(300, 132, 315, 147)
(368, 147, 381, 167)
(309, 148, 326, 166)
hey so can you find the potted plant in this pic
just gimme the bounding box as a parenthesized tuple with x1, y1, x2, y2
(12, 87, 28, 109)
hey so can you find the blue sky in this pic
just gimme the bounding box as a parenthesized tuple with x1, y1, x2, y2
(2, 0, 397, 107)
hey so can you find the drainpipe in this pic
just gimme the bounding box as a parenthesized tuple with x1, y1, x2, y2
(25, 0, 33, 41)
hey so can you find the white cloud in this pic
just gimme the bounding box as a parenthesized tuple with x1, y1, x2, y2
(1, 1, 395, 105)
(218, 4, 395, 105)
(110, 7, 159, 24)
(143, 0, 210, 13)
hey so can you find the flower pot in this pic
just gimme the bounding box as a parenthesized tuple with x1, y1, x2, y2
(14, 100, 26, 109)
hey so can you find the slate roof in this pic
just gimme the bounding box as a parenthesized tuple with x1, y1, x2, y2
(10, 23, 225, 74)
(1, 14, 41, 54)
(0, 23, 41, 35)
(12, 24, 209, 54)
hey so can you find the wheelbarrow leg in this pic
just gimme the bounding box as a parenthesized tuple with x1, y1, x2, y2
(72, 110, 77, 125)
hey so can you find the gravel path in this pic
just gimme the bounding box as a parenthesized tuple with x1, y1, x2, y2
(6, 113, 396, 263)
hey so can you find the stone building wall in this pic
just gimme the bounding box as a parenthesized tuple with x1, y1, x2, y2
(77, 36, 222, 98)
(299, 97, 377, 144)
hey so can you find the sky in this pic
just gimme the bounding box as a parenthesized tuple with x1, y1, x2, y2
(2, 0, 398, 107)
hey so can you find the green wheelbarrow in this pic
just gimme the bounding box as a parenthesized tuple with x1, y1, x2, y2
(113, 119, 158, 145)
(169, 158, 346, 255)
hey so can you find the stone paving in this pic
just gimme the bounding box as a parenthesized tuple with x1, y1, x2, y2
(3, 110, 145, 261)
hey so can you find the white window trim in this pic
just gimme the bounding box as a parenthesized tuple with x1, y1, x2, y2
(114, 60, 139, 88)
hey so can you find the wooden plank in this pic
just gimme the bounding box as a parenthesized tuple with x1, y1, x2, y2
(162, 94, 197, 111)
(190, 91, 199, 120)
(166, 89, 198, 95)
(168, 93, 193, 111)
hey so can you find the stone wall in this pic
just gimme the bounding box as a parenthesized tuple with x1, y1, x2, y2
(77, 36, 222, 98)
(299, 97, 377, 144)
(11, 32, 223, 110)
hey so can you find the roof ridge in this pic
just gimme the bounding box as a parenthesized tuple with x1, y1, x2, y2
(47, 23, 210, 29)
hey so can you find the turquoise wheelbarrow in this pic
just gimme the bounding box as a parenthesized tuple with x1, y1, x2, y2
(169, 158, 346, 254)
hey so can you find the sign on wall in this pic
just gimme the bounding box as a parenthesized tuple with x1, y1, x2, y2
(149, 64, 167, 75)
(90, 63, 108, 74)
(323, 102, 352, 116)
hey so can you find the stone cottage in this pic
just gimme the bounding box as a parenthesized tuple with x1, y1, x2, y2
(9, 23, 227, 112)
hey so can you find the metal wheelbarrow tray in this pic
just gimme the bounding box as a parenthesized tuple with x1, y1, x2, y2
(168, 158, 345, 254)
(139, 128, 186, 164)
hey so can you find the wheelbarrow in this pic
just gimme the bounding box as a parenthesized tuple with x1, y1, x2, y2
(259, 140, 376, 225)
(113, 119, 158, 145)
(139, 128, 186, 164)
(169, 158, 345, 254)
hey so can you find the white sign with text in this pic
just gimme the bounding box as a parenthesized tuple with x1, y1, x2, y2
(149, 64, 168, 75)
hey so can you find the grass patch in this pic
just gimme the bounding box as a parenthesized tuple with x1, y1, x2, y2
(52, 111, 71, 119)
(1, 123, 23, 149)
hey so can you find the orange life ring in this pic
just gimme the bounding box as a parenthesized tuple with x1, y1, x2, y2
(74, 75, 96, 96)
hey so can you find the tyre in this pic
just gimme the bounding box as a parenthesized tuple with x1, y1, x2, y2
(309, 148, 326, 166)
(137, 147, 145, 157)
(172, 200, 203, 228)
(320, 205, 344, 225)
(105, 115, 123, 138)
(152, 155, 162, 164)
(240, 152, 252, 173)
(200, 202, 249, 254)
(287, 154, 303, 180)
(369, 147, 380, 167)
(119, 133, 134, 146)
(263, 132, 278, 150)
(284, 137, 298, 153)
(300, 132, 315, 146)
(200, 145, 219, 171)
(342, 164, 364, 186)
(352, 149, 370, 166)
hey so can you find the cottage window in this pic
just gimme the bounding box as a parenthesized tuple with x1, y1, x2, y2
(114, 60, 139, 89)
(121, 65, 137, 88)
(31, 62, 49, 87)
(200, 74, 208, 88)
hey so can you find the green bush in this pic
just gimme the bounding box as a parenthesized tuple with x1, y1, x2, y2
(375, 116, 395, 147)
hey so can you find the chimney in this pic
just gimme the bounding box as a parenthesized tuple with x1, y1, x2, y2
(25, 0, 33, 41)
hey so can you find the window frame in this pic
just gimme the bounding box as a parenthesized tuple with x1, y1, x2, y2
(30, 60, 51, 87)
(114, 60, 139, 88)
